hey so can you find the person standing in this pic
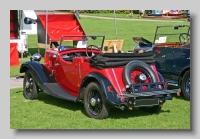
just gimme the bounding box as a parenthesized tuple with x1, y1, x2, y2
(127, 10, 134, 17)
(138, 10, 145, 18)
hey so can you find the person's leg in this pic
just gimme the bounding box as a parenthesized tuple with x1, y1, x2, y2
(131, 10, 134, 17)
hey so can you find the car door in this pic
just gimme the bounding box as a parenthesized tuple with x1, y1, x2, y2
(154, 46, 179, 79)
(165, 47, 177, 74)
(153, 46, 167, 76)
(54, 54, 80, 95)
(173, 47, 190, 72)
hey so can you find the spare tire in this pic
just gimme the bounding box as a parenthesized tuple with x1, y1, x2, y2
(123, 60, 158, 85)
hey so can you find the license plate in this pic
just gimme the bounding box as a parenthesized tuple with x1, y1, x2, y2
(134, 98, 159, 107)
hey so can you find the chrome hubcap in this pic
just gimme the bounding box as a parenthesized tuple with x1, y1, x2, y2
(25, 79, 33, 91)
(139, 73, 147, 81)
(90, 97, 96, 106)
(25, 81, 30, 89)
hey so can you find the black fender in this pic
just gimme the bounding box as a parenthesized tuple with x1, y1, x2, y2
(20, 61, 56, 91)
(178, 65, 190, 86)
(157, 72, 164, 82)
(79, 72, 121, 106)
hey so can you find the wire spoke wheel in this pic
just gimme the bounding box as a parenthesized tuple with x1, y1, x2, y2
(185, 77, 190, 96)
(131, 67, 153, 90)
(182, 70, 190, 100)
(25, 77, 34, 98)
(23, 70, 38, 100)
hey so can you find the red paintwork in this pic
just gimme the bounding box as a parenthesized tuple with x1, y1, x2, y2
(44, 48, 159, 97)
(10, 10, 19, 39)
(10, 43, 19, 67)
(37, 14, 85, 41)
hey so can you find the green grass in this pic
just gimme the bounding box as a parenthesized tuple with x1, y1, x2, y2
(10, 16, 190, 129)
(81, 13, 187, 21)
(10, 88, 190, 129)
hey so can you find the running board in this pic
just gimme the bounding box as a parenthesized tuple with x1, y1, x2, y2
(43, 83, 77, 102)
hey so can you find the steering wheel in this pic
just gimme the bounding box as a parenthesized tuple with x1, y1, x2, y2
(179, 33, 190, 44)
(86, 45, 100, 57)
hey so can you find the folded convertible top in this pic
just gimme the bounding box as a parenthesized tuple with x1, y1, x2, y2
(90, 52, 155, 69)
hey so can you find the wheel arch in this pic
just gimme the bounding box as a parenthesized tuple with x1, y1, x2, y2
(178, 66, 190, 86)
(78, 72, 119, 106)
(20, 61, 49, 91)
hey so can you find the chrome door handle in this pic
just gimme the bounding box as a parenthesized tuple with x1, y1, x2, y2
(54, 63, 59, 67)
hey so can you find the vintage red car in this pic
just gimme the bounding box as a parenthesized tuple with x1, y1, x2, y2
(20, 35, 180, 119)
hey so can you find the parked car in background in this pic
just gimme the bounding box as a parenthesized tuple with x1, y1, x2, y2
(133, 25, 190, 101)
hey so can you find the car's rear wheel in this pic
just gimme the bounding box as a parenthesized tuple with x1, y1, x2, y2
(182, 70, 190, 101)
(84, 82, 110, 119)
(23, 70, 38, 99)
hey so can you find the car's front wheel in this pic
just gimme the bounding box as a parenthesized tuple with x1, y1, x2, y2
(23, 70, 38, 100)
(84, 82, 110, 119)
(182, 70, 190, 101)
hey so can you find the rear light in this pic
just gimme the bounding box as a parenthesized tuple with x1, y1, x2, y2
(177, 92, 181, 97)
(155, 49, 161, 54)
(120, 97, 125, 102)
(128, 107, 133, 110)
(107, 86, 113, 92)
(164, 81, 168, 87)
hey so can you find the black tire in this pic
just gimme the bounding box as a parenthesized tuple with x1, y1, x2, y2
(123, 60, 158, 85)
(182, 70, 190, 101)
(139, 105, 161, 113)
(23, 70, 38, 100)
(84, 82, 110, 119)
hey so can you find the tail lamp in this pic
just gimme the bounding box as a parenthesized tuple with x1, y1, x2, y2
(177, 92, 181, 97)
(154, 49, 161, 54)
(107, 86, 113, 92)
(164, 81, 169, 87)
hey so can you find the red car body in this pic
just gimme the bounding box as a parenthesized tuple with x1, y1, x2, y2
(20, 35, 180, 119)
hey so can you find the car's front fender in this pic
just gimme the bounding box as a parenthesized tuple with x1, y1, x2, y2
(20, 61, 55, 91)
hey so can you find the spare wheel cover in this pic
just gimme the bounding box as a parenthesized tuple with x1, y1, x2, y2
(123, 60, 158, 85)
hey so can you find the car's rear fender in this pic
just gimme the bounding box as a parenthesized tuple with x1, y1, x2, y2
(20, 61, 51, 91)
(79, 72, 121, 106)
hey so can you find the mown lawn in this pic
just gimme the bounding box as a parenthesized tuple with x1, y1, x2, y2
(10, 15, 190, 129)
(10, 88, 190, 129)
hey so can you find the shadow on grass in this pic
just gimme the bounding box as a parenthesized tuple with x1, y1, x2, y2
(168, 85, 189, 101)
(33, 92, 172, 119)
(13, 86, 187, 119)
